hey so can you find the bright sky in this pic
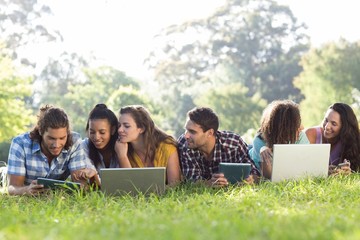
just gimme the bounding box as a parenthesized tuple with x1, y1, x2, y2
(44, 0, 360, 80)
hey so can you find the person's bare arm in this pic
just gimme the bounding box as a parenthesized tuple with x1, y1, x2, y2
(305, 128, 317, 144)
(260, 147, 273, 180)
(114, 141, 132, 168)
(166, 152, 181, 186)
(8, 175, 46, 196)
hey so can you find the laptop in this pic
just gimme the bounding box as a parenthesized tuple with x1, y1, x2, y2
(99, 167, 166, 196)
(271, 144, 330, 182)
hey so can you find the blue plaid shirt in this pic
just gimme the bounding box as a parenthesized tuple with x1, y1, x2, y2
(178, 131, 260, 181)
(7, 132, 90, 185)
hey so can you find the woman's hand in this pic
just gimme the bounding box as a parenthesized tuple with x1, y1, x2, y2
(115, 139, 132, 168)
(329, 159, 352, 176)
(71, 168, 100, 188)
(115, 140, 128, 159)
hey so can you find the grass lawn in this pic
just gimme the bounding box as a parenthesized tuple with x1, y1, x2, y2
(1, 174, 360, 240)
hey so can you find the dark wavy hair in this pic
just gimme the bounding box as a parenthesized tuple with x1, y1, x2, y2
(187, 107, 219, 132)
(119, 105, 176, 164)
(29, 105, 73, 150)
(259, 100, 301, 149)
(86, 104, 118, 168)
(325, 103, 360, 171)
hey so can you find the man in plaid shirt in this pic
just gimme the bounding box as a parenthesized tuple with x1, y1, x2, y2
(177, 107, 260, 187)
(7, 105, 96, 195)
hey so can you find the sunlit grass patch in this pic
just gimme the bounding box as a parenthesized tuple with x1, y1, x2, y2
(1, 175, 360, 239)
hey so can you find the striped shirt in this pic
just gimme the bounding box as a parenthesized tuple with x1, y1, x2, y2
(7, 132, 89, 185)
(178, 131, 260, 181)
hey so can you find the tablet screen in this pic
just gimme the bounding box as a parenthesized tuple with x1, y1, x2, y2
(37, 178, 81, 190)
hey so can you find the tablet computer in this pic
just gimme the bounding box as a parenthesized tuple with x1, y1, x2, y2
(219, 163, 251, 184)
(37, 178, 81, 190)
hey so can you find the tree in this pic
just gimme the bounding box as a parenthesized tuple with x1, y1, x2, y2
(35, 52, 90, 107)
(295, 39, 360, 127)
(196, 83, 266, 135)
(0, 0, 61, 61)
(0, 46, 33, 142)
(147, 0, 309, 102)
(63, 66, 155, 134)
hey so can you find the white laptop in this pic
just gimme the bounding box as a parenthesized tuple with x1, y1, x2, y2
(99, 167, 166, 196)
(271, 144, 330, 182)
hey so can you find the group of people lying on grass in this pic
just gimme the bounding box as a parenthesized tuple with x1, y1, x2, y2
(5, 100, 360, 195)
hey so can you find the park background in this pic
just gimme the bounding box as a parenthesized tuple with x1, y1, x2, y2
(1, 1, 360, 239)
(1, 0, 360, 160)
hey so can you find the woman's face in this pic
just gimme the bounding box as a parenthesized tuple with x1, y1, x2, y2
(88, 119, 113, 150)
(323, 109, 342, 140)
(118, 113, 143, 143)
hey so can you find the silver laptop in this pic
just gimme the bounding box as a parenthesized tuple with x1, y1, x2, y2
(271, 144, 330, 182)
(100, 167, 166, 196)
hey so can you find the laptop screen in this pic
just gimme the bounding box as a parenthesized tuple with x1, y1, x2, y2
(271, 144, 330, 182)
(99, 167, 166, 196)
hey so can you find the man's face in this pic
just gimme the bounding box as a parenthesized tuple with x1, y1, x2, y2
(184, 119, 210, 149)
(41, 127, 68, 159)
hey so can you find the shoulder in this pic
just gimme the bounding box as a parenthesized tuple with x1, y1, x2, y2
(159, 141, 177, 151)
(217, 130, 243, 143)
(218, 130, 240, 139)
(70, 131, 81, 141)
(156, 142, 177, 159)
(297, 131, 310, 144)
(252, 134, 265, 147)
(217, 131, 248, 149)
(69, 131, 83, 147)
(304, 127, 320, 143)
(81, 138, 90, 148)
(177, 134, 187, 148)
(11, 132, 32, 146)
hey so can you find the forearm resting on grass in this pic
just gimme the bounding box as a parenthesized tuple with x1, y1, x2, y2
(8, 175, 47, 196)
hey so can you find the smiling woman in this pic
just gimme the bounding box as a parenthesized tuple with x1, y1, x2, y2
(82, 104, 119, 173)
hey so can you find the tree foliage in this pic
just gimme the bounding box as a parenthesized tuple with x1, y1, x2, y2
(62, 66, 153, 134)
(0, 0, 61, 61)
(195, 83, 266, 135)
(295, 39, 360, 127)
(0, 47, 33, 142)
(147, 0, 309, 102)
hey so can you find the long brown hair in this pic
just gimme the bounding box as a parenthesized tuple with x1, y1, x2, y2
(119, 105, 176, 163)
(326, 103, 360, 171)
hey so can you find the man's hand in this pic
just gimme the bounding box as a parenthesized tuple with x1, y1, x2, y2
(209, 173, 229, 188)
(8, 179, 48, 196)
